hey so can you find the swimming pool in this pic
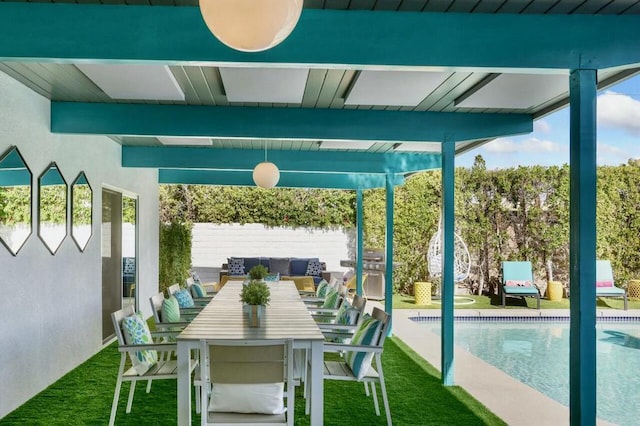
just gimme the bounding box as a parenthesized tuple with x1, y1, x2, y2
(422, 321, 640, 426)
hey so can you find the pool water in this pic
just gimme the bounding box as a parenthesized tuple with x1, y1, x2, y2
(429, 322, 640, 426)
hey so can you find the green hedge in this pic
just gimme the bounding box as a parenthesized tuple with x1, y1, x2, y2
(159, 156, 640, 295)
(158, 221, 192, 293)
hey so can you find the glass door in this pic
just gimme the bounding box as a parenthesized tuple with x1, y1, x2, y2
(101, 189, 122, 342)
(122, 195, 138, 310)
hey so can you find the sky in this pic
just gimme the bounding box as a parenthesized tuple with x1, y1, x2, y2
(457, 74, 640, 169)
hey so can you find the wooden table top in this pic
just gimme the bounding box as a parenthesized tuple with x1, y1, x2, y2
(178, 281, 324, 341)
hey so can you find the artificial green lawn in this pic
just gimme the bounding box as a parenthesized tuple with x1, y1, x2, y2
(392, 293, 639, 310)
(1, 337, 505, 426)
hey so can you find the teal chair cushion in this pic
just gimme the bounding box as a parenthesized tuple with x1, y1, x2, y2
(345, 314, 382, 380)
(174, 289, 195, 308)
(191, 283, 207, 298)
(504, 286, 538, 295)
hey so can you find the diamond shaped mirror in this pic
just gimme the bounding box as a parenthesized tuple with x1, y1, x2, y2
(71, 172, 92, 251)
(38, 162, 68, 255)
(0, 146, 32, 255)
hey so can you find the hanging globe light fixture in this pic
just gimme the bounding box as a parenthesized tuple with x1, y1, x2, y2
(252, 143, 280, 188)
(199, 0, 304, 52)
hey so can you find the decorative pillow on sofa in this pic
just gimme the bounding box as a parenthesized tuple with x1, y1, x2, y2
(269, 258, 290, 276)
(122, 313, 158, 375)
(596, 280, 614, 288)
(174, 289, 195, 308)
(305, 260, 323, 277)
(228, 258, 246, 276)
(264, 273, 280, 282)
(345, 314, 382, 380)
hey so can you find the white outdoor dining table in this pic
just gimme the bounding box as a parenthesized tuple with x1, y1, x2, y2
(176, 280, 325, 425)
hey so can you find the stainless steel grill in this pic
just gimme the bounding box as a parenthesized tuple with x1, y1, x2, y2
(340, 248, 401, 300)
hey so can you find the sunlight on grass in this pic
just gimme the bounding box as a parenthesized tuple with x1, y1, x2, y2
(1, 338, 506, 425)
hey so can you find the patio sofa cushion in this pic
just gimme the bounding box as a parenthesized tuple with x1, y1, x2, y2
(241, 257, 261, 272)
(345, 314, 383, 380)
(174, 289, 195, 308)
(289, 258, 312, 276)
(269, 258, 290, 276)
(122, 312, 158, 375)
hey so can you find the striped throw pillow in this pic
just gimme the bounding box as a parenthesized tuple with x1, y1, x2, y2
(322, 288, 340, 309)
(161, 296, 181, 323)
(191, 283, 207, 298)
(345, 314, 382, 380)
(316, 280, 329, 298)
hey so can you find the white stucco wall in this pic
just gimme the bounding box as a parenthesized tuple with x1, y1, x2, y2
(0, 71, 159, 418)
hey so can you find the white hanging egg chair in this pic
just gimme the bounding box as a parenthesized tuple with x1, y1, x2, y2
(427, 220, 471, 283)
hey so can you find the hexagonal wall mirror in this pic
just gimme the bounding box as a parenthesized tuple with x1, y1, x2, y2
(38, 162, 68, 255)
(71, 172, 92, 251)
(0, 146, 32, 255)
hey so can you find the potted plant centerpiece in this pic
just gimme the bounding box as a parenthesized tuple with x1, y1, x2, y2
(240, 279, 271, 327)
(248, 264, 269, 282)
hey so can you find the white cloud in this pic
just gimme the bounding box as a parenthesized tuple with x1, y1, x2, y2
(533, 119, 551, 134)
(597, 142, 635, 166)
(482, 137, 562, 154)
(597, 91, 640, 136)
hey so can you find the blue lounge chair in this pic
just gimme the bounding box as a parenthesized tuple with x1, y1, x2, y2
(596, 260, 628, 310)
(501, 261, 540, 309)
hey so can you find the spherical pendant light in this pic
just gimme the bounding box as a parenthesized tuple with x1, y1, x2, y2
(199, 0, 304, 52)
(253, 161, 280, 188)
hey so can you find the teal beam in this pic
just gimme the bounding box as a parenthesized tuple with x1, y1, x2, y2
(384, 174, 395, 334)
(124, 146, 438, 175)
(159, 169, 404, 189)
(3, 4, 640, 69)
(0, 169, 31, 186)
(441, 138, 455, 386)
(569, 70, 597, 426)
(51, 102, 533, 143)
(356, 189, 364, 296)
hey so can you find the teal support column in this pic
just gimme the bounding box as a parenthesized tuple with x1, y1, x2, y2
(441, 138, 456, 386)
(569, 69, 598, 426)
(356, 189, 364, 296)
(384, 175, 395, 329)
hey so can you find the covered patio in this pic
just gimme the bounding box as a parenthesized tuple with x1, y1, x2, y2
(2, 1, 640, 424)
